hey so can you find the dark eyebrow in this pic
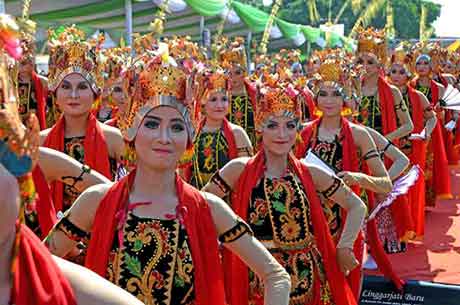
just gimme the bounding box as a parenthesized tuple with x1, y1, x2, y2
(144, 115, 185, 123)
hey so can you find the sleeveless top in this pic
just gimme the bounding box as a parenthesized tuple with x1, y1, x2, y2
(107, 212, 195, 305)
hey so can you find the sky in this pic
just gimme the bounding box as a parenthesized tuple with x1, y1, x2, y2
(432, 0, 460, 37)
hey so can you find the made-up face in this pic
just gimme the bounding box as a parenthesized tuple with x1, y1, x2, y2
(357, 53, 380, 76)
(134, 106, 188, 171)
(316, 83, 344, 118)
(415, 56, 431, 76)
(55, 73, 95, 118)
(110, 79, 127, 114)
(261, 114, 298, 156)
(203, 90, 229, 122)
(389, 63, 409, 86)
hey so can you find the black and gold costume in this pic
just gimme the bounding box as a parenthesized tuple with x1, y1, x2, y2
(18, 81, 38, 118)
(107, 212, 195, 305)
(228, 94, 256, 145)
(190, 129, 230, 190)
(62, 136, 117, 211)
(311, 136, 344, 243)
(357, 95, 383, 134)
(247, 171, 332, 305)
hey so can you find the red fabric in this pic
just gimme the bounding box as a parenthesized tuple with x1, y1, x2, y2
(227, 151, 357, 305)
(43, 114, 112, 212)
(85, 169, 226, 305)
(32, 71, 47, 130)
(377, 75, 399, 145)
(296, 119, 404, 295)
(32, 165, 57, 238)
(12, 223, 76, 305)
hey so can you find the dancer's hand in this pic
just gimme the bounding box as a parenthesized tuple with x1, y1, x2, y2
(337, 247, 359, 276)
(337, 171, 360, 187)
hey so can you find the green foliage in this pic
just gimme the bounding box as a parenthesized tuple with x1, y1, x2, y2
(271, 0, 441, 39)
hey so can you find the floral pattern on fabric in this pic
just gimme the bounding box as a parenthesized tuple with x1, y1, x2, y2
(248, 171, 333, 305)
(357, 95, 383, 134)
(311, 138, 344, 243)
(190, 129, 230, 189)
(228, 94, 256, 145)
(107, 213, 195, 305)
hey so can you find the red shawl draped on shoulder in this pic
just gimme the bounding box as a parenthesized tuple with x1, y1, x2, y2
(377, 75, 399, 145)
(183, 117, 238, 182)
(85, 169, 226, 305)
(104, 117, 118, 127)
(12, 223, 76, 305)
(32, 71, 47, 130)
(32, 165, 57, 238)
(226, 151, 357, 305)
(295, 118, 403, 297)
(405, 86, 428, 236)
(410, 78, 452, 208)
(43, 113, 112, 212)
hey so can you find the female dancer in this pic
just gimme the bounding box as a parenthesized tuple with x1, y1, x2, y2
(294, 59, 403, 297)
(45, 48, 291, 305)
(204, 75, 366, 305)
(185, 66, 253, 189)
(354, 28, 413, 142)
(387, 49, 440, 237)
(40, 26, 125, 214)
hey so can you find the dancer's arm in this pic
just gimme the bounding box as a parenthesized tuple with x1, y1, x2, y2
(204, 192, 291, 305)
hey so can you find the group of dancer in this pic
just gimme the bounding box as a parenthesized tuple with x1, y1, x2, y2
(1, 10, 458, 305)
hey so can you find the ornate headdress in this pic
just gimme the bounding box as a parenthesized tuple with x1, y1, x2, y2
(17, 18, 36, 62)
(218, 37, 248, 73)
(100, 46, 131, 85)
(389, 42, 414, 74)
(255, 74, 301, 129)
(166, 36, 206, 63)
(119, 42, 193, 142)
(194, 65, 231, 103)
(356, 27, 387, 63)
(48, 25, 104, 93)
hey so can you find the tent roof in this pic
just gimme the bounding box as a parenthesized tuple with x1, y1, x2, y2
(5, 0, 293, 52)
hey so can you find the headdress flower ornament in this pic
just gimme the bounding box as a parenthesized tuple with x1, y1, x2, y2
(17, 17, 36, 62)
(119, 42, 193, 142)
(356, 27, 387, 63)
(48, 25, 104, 94)
(255, 74, 301, 130)
(165, 36, 206, 63)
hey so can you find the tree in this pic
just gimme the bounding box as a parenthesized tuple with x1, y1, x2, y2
(264, 0, 441, 39)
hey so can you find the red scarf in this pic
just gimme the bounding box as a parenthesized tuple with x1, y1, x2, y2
(32, 165, 57, 238)
(85, 169, 226, 305)
(32, 71, 47, 130)
(43, 113, 112, 212)
(183, 118, 238, 182)
(296, 118, 404, 295)
(226, 151, 357, 305)
(12, 223, 76, 305)
(378, 75, 399, 145)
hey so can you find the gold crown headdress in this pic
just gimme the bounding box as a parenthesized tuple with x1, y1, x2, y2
(100, 46, 131, 85)
(194, 65, 231, 103)
(389, 42, 414, 74)
(133, 32, 158, 54)
(218, 37, 248, 73)
(356, 27, 387, 63)
(119, 42, 193, 142)
(166, 36, 206, 62)
(48, 25, 104, 93)
(255, 74, 301, 129)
